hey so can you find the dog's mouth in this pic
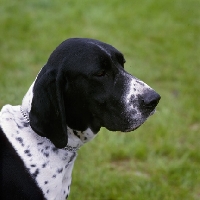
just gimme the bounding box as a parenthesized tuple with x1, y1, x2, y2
(92, 102, 157, 133)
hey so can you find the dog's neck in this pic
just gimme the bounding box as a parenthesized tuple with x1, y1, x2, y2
(21, 82, 97, 151)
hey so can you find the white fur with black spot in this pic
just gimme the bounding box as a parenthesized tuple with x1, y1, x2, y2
(0, 101, 96, 200)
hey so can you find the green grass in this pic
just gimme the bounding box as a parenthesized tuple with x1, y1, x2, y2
(0, 0, 200, 199)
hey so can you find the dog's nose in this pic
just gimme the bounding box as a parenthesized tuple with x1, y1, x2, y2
(141, 90, 161, 109)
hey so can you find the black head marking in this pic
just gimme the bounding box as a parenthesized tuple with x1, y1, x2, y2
(29, 38, 133, 149)
(30, 64, 68, 148)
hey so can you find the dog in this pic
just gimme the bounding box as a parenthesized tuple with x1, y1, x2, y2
(0, 38, 160, 200)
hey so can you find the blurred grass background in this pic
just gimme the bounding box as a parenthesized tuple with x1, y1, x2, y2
(0, 0, 199, 199)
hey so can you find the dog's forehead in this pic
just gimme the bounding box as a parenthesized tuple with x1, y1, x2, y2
(81, 39, 125, 66)
(47, 38, 125, 75)
(69, 38, 118, 50)
(60, 38, 123, 58)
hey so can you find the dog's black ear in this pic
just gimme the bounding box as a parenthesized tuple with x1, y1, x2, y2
(29, 66, 68, 148)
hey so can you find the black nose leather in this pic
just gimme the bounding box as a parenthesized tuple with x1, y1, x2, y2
(142, 90, 161, 108)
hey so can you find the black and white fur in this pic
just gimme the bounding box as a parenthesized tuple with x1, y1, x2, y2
(0, 38, 160, 200)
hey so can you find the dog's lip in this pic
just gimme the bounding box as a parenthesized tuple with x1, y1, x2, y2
(94, 108, 157, 133)
(149, 109, 156, 116)
(123, 124, 141, 132)
(123, 109, 156, 132)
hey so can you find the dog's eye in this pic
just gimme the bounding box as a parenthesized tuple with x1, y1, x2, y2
(95, 70, 106, 77)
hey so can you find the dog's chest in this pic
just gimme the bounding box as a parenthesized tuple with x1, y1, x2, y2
(0, 105, 77, 200)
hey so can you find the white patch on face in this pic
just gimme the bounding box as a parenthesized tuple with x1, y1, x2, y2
(119, 72, 155, 131)
(125, 75, 151, 105)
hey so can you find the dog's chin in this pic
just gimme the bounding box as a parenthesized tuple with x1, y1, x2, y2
(104, 109, 157, 133)
(121, 109, 157, 132)
(106, 122, 143, 133)
(121, 122, 144, 133)
(149, 109, 156, 116)
(123, 124, 142, 132)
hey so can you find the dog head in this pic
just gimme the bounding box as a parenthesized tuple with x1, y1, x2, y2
(28, 38, 160, 148)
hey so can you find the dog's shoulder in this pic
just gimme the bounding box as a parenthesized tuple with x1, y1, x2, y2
(0, 112, 44, 199)
(0, 105, 77, 199)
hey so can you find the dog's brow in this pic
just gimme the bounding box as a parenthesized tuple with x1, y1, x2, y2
(88, 41, 111, 57)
